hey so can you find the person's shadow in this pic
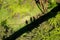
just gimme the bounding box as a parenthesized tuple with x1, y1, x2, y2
(25, 20, 28, 24)
(4, 3, 60, 40)
(33, 16, 36, 21)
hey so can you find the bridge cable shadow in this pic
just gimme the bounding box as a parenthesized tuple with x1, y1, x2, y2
(4, 3, 60, 40)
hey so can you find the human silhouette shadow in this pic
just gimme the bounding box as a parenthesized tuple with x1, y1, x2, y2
(25, 20, 28, 24)
(30, 17, 33, 22)
(33, 16, 36, 21)
(4, 3, 60, 40)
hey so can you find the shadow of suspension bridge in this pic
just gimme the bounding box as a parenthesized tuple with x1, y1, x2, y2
(4, 3, 60, 40)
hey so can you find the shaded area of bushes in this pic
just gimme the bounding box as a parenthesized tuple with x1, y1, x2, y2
(0, 20, 14, 40)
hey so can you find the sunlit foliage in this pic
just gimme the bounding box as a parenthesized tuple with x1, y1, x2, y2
(0, 0, 60, 40)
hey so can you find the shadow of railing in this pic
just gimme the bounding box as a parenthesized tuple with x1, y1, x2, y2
(4, 3, 60, 40)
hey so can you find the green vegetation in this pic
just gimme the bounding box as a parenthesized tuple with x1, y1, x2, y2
(0, 0, 60, 40)
(16, 12, 60, 40)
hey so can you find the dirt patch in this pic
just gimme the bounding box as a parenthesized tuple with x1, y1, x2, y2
(56, 0, 60, 3)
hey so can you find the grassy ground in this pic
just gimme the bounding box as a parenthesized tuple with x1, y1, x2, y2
(16, 12, 60, 40)
(0, 0, 57, 31)
(0, 0, 60, 40)
(0, 0, 41, 31)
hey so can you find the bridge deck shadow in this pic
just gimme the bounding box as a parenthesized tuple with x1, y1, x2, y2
(4, 3, 60, 40)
